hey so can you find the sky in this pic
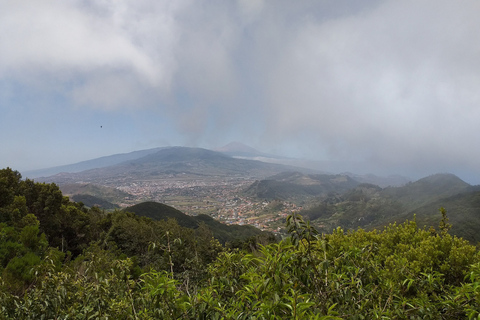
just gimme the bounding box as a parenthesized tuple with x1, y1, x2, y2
(1, 0, 480, 183)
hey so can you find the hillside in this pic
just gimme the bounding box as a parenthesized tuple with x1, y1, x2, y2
(301, 174, 480, 243)
(343, 172, 410, 188)
(125, 201, 199, 228)
(215, 141, 283, 159)
(70, 194, 119, 209)
(302, 183, 404, 231)
(125, 201, 271, 244)
(402, 186, 480, 242)
(244, 171, 359, 202)
(380, 173, 470, 210)
(59, 183, 132, 204)
(23, 147, 166, 178)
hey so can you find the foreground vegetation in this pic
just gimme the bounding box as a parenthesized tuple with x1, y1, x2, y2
(1, 168, 480, 319)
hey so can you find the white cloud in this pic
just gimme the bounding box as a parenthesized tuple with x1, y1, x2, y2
(261, 0, 480, 172)
(0, 0, 177, 108)
(2, 0, 480, 179)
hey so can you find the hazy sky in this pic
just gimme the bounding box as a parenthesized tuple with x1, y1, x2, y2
(2, 0, 480, 183)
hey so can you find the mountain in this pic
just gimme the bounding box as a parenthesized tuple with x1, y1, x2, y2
(244, 171, 360, 202)
(40, 147, 313, 185)
(401, 186, 480, 242)
(59, 183, 133, 205)
(28, 143, 406, 188)
(216, 143, 410, 187)
(380, 173, 471, 210)
(125, 201, 199, 228)
(27, 143, 282, 180)
(70, 194, 119, 209)
(23, 147, 167, 178)
(302, 183, 403, 231)
(342, 173, 410, 188)
(301, 173, 480, 243)
(215, 142, 283, 159)
(125, 201, 272, 244)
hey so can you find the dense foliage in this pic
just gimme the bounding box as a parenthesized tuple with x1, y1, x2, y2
(1, 167, 480, 319)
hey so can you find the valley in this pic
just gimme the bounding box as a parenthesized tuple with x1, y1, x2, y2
(33, 145, 480, 243)
(60, 177, 300, 236)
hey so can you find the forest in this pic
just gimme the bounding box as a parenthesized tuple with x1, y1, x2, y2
(1, 167, 480, 319)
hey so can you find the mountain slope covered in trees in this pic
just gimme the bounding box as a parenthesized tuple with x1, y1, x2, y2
(125, 201, 273, 244)
(300, 174, 480, 243)
(244, 171, 359, 202)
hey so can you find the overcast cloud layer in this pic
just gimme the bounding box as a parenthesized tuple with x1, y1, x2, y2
(1, 0, 480, 183)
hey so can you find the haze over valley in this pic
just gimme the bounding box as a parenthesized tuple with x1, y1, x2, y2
(18, 143, 478, 243)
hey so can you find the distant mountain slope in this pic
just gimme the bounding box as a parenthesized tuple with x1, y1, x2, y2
(71, 194, 119, 209)
(343, 173, 410, 188)
(24, 147, 166, 178)
(402, 186, 480, 243)
(59, 183, 132, 204)
(126, 201, 199, 228)
(216, 141, 283, 159)
(303, 183, 404, 231)
(125, 201, 270, 243)
(41, 147, 313, 185)
(301, 173, 480, 243)
(128, 147, 300, 177)
(380, 173, 471, 210)
(244, 171, 359, 201)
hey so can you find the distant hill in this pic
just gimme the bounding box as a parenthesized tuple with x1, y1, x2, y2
(244, 171, 359, 202)
(125, 201, 271, 244)
(216, 142, 283, 159)
(342, 173, 410, 188)
(402, 186, 480, 243)
(126, 201, 198, 228)
(71, 194, 119, 209)
(380, 173, 471, 210)
(301, 173, 480, 243)
(129, 147, 303, 177)
(59, 183, 132, 204)
(40, 147, 312, 185)
(302, 183, 403, 231)
(24, 147, 166, 178)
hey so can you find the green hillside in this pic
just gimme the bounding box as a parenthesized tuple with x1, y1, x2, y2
(125, 201, 272, 244)
(380, 173, 470, 210)
(125, 201, 199, 229)
(403, 187, 480, 242)
(70, 194, 119, 209)
(303, 183, 404, 232)
(302, 174, 480, 243)
(244, 172, 359, 202)
(60, 183, 132, 204)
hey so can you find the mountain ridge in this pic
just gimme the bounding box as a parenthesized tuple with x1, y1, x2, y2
(244, 171, 360, 201)
(215, 141, 284, 159)
(300, 173, 480, 242)
(38, 146, 316, 185)
(23, 147, 167, 178)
